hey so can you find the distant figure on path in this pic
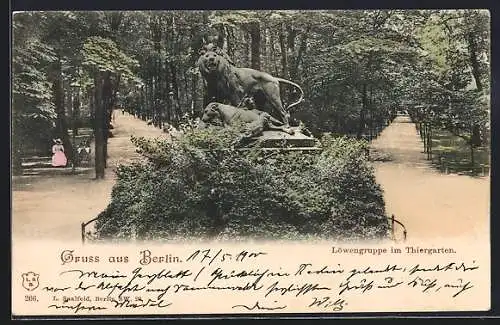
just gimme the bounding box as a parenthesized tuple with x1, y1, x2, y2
(51, 138, 67, 167)
(76, 139, 91, 166)
(112, 107, 117, 123)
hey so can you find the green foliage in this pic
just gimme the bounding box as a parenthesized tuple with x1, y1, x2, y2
(12, 10, 490, 170)
(12, 16, 57, 120)
(95, 128, 389, 241)
(431, 129, 489, 173)
(82, 36, 140, 83)
(407, 10, 490, 150)
(12, 15, 58, 157)
(299, 11, 424, 135)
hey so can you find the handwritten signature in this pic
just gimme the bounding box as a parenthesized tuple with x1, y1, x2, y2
(111, 298, 172, 309)
(48, 302, 107, 314)
(232, 301, 286, 311)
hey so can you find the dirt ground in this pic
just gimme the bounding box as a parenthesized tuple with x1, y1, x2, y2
(11, 111, 167, 241)
(11, 114, 490, 242)
(371, 116, 490, 241)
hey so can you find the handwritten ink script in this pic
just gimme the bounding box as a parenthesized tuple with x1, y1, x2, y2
(12, 243, 490, 315)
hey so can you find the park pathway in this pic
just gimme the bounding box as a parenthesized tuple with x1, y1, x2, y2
(12, 113, 490, 243)
(370, 116, 490, 241)
(12, 111, 168, 242)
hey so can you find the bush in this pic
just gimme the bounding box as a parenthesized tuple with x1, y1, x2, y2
(95, 128, 389, 241)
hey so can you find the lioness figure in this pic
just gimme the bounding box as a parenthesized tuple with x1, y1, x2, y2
(201, 102, 294, 138)
(197, 45, 304, 127)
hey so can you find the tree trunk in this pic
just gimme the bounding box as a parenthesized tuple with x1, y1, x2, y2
(357, 83, 367, 139)
(279, 23, 288, 78)
(249, 21, 261, 71)
(164, 61, 172, 124)
(287, 26, 297, 79)
(217, 24, 228, 52)
(470, 140, 475, 169)
(227, 26, 235, 60)
(261, 25, 268, 71)
(12, 121, 23, 175)
(102, 71, 115, 168)
(191, 74, 198, 116)
(287, 27, 298, 79)
(368, 85, 373, 139)
(89, 87, 95, 125)
(94, 72, 106, 179)
(153, 16, 162, 128)
(105, 12, 123, 42)
(51, 58, 74, 163)
(427, 125, 432, 160)
(182, 72, 189, 117)
(243, 29, 251, 66)
(290, 28, 309, 81)
(72, 86, 80, 137)
(467, 32, 483, 92)
(287, 26, 297, 50)
(170, 61, 183, 125)
(466, 31, 484, 147)
(140, 87, 147, 120)
(422, 122, 427, 152)
(154, 60, 160, 128)
(146, 76, 153, 121)
(269, 29, 279, 76)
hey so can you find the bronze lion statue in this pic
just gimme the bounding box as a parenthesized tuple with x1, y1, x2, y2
(201, 102, 294, 138)
(196, 44, 304, 127)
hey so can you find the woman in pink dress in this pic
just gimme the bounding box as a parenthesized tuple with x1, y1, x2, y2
(51, 138, 67, 167)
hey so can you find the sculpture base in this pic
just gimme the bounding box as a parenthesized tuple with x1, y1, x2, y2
(246, 127, 319, 149)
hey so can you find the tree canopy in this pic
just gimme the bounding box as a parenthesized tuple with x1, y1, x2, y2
(12, 10, 490, 175)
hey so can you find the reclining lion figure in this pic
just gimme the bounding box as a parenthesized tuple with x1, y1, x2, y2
(197, 44, 304, 127)
(201, 102, 294, 139)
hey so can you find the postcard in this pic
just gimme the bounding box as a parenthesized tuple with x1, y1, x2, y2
(11, 9, 491, 317)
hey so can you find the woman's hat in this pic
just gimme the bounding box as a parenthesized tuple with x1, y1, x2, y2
(53, 138, 63, 144)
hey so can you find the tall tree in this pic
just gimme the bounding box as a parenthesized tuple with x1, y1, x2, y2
(82, 36, 140, 179)
(12, 13, 57, 174)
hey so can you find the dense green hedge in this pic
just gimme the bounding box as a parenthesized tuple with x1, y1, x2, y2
(95, 127, 389, 241)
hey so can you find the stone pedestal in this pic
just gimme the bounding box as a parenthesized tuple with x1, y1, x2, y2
(247, 127, 320, 149)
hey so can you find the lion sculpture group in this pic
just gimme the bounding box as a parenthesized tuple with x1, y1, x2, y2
(201, 101, 294, 139)
(196, 44, 304, 129)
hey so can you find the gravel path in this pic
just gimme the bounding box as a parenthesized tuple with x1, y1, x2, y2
(370, 116, 489, 241)
(12, 111, 167, 242)
(12, 114, 490, 242)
